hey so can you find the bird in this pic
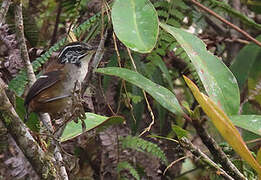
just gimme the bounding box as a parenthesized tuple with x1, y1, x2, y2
(24, 41, 95, 121)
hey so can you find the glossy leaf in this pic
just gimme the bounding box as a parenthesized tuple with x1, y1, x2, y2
(96, 67, 184, 115)
(230, 35, 261, 90)
(111, 0, 159, 53)
(161, 23, 240, 115)
(184, 76, 261, 174)
(61, 113, 124, 142)
(230, 115, 261, 136)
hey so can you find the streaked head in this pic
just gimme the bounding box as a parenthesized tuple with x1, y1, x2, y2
(58, 42, 94, 66)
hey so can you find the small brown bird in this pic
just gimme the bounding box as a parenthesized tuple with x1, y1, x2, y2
(24, 42, 94, 121)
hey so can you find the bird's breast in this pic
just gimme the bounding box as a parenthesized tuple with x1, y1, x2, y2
(62, 62, 89, 93)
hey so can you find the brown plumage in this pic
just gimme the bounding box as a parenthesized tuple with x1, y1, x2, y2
(24, 42, 94, 120)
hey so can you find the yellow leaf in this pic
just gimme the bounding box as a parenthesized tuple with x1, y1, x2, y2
(67, 30, 77, 42)
(183, 75, 261, 175)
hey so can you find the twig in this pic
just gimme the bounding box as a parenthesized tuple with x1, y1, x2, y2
(50, 1, 62, 46)
(180, 137, 234, 180)
(192, 118, 246, 180)
(246, 138, 261, 144)
(164, 155, 191, 175)
(112, 33, 137, 122)
(92, 29, 107, 70)
(125, 48, 156, 136)
(0, 0, 11, 25)
(190, 0, 261, 48)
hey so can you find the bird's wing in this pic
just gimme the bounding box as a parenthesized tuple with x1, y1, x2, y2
(24, 70, 62, 106)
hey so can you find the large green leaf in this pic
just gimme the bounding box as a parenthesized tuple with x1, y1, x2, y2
(230, 115, 261, 136)
(96, 67, 184, 115)
(160, 23, 240, 115)
(230, 35, 261, 90)
(111, 0, 159, 53)
(61, 113, 124, 142)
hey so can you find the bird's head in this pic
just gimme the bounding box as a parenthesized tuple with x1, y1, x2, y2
(58, 42, 94, 67)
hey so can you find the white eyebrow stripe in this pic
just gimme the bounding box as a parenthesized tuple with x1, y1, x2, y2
(39, 75, 48, 78)
(78, 52, 88, 59)
(58, 44, 83, 59)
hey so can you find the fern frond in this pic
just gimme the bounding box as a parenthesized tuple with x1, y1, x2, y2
(8, 13, 101, 96)
(200, 0, 261, 30)
(121, 136, 168, 165)
(117, 161, 140, 180)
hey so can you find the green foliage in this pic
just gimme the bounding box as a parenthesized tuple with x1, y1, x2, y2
(61, 0, 81, 21)
(111, 0, 159, 53)
(15, 96, 39, 132)
(8, 13, 101, 96)
(200, 0, 261, 30)
(150, 0, 204, 91)
(96, 67, 184, 115)
(161, 23, 240, 115)
(117, 161, 140, 180)
(61, 113, 124, 142)
(172, 125, 188, 139)
(120, 136, 168, 165)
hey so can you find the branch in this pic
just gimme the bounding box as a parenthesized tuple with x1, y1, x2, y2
(81, 28, 108, 94)
(180, 137, 234, 180)
(190, 0, 261, 48)
(0, 79, 56, 179)
(0, 0, 12, 25)
(14, 1, 36, 86)
(14, 1, 69, 179)
(192, 118, 246, 180)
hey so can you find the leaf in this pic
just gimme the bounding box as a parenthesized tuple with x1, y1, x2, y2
(148, 53, 174, 90)
(111, 0, 159, 53)
(160, 23, 240, 115)
(172, 125, 188, 139)
(121, 136, 168, 165)
(61, 113, 124, 142)
(230, 35, 261, 90)
(117, 161, 140, 180)
(96, 67, 184, 115)
(183, 75, 261, 175)
(230, 115, 261, 136)
(15, 96, 39, 132)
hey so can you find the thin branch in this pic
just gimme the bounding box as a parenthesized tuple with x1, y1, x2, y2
(0, 0, 12, 25)
(50, 1, 62, 46)
(14, 1, 36, 86)
(190, 0, 261, 48)
(81, 29, 107, 95)
(192, 118, 246, 180)
(112, 33, 137, 122)
(180, 137, 234, 180)
(125, 48, 156, 136)
(164, 155, 191, 175)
